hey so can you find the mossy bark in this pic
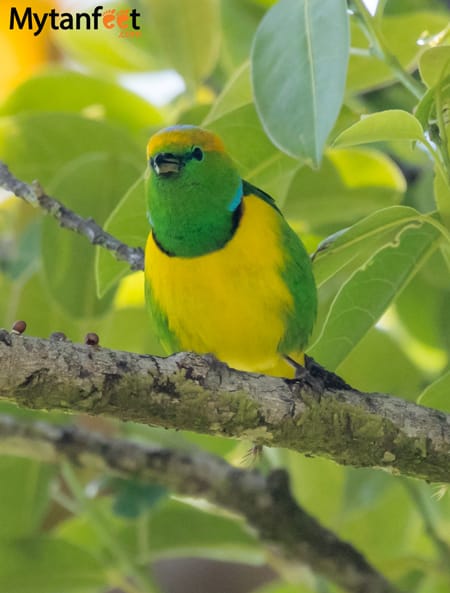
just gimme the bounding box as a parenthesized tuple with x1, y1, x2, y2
(0, 332, 449, 482)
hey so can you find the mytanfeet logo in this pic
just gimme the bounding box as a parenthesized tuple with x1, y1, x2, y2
(9, 5, 141, 37)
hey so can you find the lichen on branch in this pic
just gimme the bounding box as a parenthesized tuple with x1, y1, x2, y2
(0, 332, 449, 483)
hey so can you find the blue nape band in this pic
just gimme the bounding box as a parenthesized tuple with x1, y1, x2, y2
(227, 180, 243, 212)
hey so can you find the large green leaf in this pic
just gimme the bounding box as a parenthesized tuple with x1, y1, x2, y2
(313, 206, 424, 288)
(334, 110, 424, 147)
(1, 70, 162, 137)
(42, 153, 141, 318)
(0, 458, 54, 540)
(220, 0, 263, 73)
(252, 0, 349, 165)
(283, 148, 405, 233)
(0, 112, 142, 186)
(147, 0, 220, 89)
(418, 371, 450, 413)
(310, 221, 441, 370)
(0, 538, 104, 593)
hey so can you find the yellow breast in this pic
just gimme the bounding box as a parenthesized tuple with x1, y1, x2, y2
(145, 195, 297, 376)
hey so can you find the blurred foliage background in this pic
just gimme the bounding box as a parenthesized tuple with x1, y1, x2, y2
(0, 0, 450, 592)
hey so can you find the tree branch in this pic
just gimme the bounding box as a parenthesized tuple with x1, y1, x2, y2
(0, 161, 144, 270)
(0, 414, 400, 593)
(0, 332, 449, 483)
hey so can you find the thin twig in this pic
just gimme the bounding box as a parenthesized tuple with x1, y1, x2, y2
(0, 161, 144, 271)
(350, 0, 425, 100)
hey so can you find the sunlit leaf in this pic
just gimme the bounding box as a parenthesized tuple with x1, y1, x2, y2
(334, 110, 424, 147)
(147, 0, 220, 89)
(252, 0, 349, 165)
(1, 69, 162, 137)
(310, 221, 441, 370)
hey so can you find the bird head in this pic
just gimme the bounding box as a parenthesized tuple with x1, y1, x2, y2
(146, 126, 242, 257)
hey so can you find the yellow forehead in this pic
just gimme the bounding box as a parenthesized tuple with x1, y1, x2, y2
(147, 127, 225, 158)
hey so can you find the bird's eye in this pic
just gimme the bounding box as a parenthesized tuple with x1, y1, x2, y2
(191, 146, 204, 161)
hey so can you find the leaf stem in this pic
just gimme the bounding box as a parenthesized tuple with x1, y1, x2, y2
(61, 463, 159, 593)
(350, 0, 425, 100)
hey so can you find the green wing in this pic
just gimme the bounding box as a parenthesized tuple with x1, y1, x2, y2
(278, 218, 317, 354)
(243, 179, 317, 354)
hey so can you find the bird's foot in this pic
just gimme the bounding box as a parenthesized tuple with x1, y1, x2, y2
(304, 355, 352, 391)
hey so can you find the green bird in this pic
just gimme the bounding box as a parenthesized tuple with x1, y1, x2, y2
(144, 125, 317, 378)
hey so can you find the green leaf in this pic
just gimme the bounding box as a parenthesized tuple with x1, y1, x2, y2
(98, 304, 165, 355)
(128, 499, 262, 564)
(96, 176, 147, 298)
(283, 148, 405, 233)
(42, 153, 141, 318)
(339, 328, 425, 400)
(220, 0, 263, 73)
(418, 371, 450, 413)
(203, 62, 252, 124)
(0, 458, 54, 540)
(147, 0, 220, 89)
(310, 221, 441, 371)
(284, 451, 345, 526)
(1, 69, 162, 137)
(334, 110, 424, 147)
(0, 112, 141, 187)
(414, 87, 436, 130)
(339, 480, 417, 567)
(396, 263, 450, 354)
(58, 498, 263, 566)
(419, 46, 450, 88)
(0, 538, 104, 593)
(252, 0, 349, 165)
(341, 467, 393, 518)
(313, 206, 423, 287)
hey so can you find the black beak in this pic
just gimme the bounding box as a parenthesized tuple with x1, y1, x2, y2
(150, 152, 185, 176)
